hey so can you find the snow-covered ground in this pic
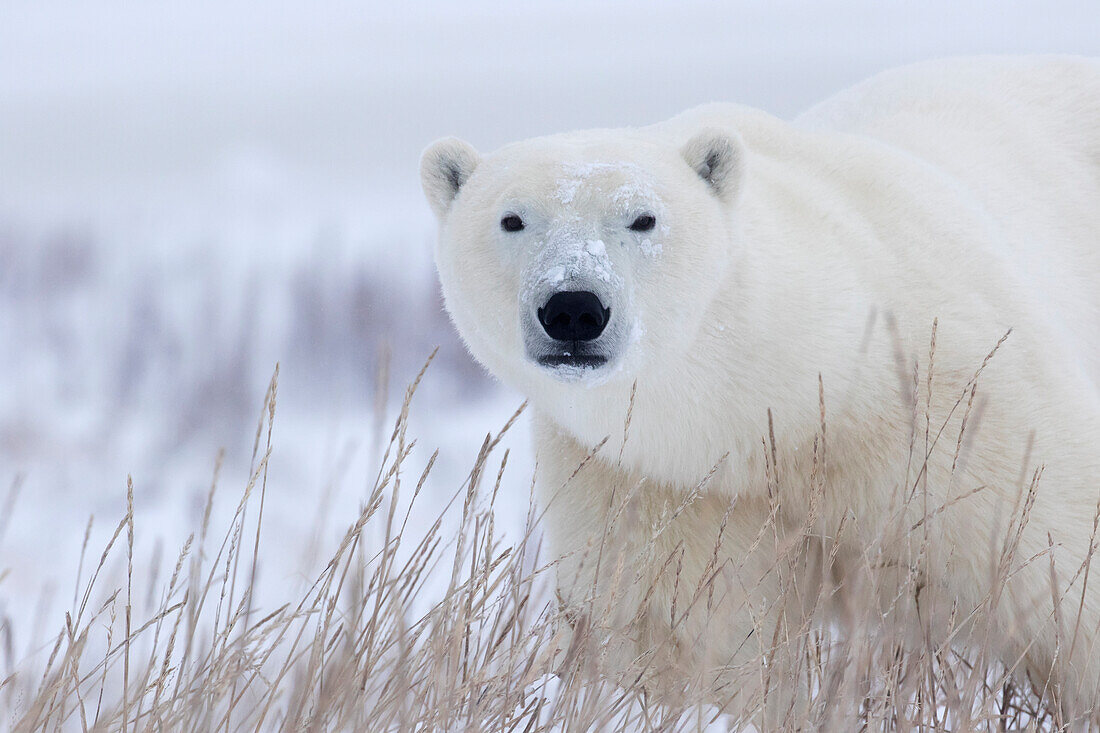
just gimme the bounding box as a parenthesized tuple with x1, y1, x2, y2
(1, 0, 1098, 677)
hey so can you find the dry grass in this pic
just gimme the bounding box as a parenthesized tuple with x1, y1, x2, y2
(0, 348, 1081, 732)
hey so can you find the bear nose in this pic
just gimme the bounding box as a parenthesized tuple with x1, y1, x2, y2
(538, 291, 610, 342)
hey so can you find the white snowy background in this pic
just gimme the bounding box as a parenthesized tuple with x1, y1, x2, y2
(1, 0, 1098, 678)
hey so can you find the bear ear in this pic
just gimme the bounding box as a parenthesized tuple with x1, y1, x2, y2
(420, 137, 481, 219)
(680, 129, 744, 201)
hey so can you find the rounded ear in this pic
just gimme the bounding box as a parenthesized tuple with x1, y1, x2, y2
(420, 137, 481, 219)
(680, 129, 744, 202)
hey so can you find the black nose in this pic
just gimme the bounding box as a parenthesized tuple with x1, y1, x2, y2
(537, 291, 610, 342)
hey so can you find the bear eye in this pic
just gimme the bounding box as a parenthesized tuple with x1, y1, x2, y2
(500, 214, 525, 232)
(629, 214, 656, 232)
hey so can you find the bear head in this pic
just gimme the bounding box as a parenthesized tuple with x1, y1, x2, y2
(421, 127, 744, 394)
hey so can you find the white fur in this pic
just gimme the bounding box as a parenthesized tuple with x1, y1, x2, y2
(422, 56, 1100, 720)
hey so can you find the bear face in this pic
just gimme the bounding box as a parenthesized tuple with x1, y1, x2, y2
(421, 129, 744, 394)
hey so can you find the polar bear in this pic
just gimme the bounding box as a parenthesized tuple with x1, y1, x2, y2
(421, 57, 1100, 724)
